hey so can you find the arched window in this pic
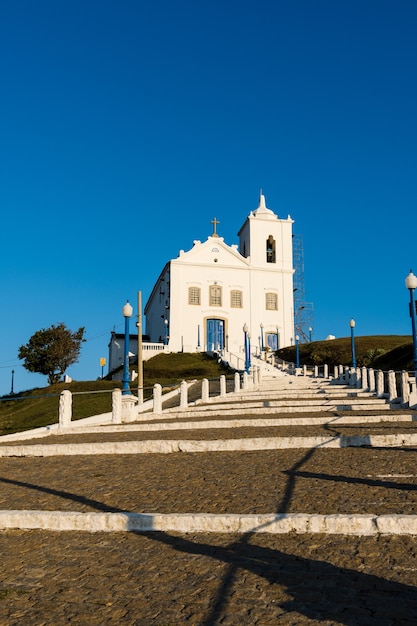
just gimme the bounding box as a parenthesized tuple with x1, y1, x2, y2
(209, 285, 222, 306)
(266, 236, 276, 263)
(230, 290, 243, 308)
(188, 287, 201, 305)
(265, 292, 278, 310)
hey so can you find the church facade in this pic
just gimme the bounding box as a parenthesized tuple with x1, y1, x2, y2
(144, 193, 295, 357)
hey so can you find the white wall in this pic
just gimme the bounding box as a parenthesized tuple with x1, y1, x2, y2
(144, 195, 295, 355)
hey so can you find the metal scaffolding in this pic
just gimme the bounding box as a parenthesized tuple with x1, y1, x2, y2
(293, 234, 314, 343)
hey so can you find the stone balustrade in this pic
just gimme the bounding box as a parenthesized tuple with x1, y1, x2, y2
(58, 363, 417, 428)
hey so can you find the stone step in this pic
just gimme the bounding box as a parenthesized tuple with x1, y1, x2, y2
(1, 432, 417, 456)
(55, 412, 416, 435)
(204, 390, 379, 401)
(161, 403, 392, 419)
(0, 510, 415, 535)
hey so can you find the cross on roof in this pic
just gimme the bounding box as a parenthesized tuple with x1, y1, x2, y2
(210, 217, 220, 237)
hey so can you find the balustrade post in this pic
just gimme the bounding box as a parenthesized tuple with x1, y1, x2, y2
(180, 380, 188, 408)
(401, 371, 409, 406)
(248, 368, 254, 387)
(376, 370, 384, 397)
(368, 368, 375, 393)
(201, 378, 209, 403)
(112, 388, 122, 424)
(220, 375, 226, 397)
(242, 371, 249, 390)
(153, 383, 162, 414)
(59, 390, 72, 428)
(234, 372, 240, 393)
(361, 366, 368, 390)
(388, 370, 397, 402)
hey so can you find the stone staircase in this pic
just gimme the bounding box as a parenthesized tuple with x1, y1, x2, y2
(0, 370, 416, 535)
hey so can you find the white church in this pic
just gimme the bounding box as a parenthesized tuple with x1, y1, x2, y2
(143, 192, 295, 358)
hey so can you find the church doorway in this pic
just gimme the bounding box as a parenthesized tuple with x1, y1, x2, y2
(206, 319, 225, 351)
(266, 332, 279, 351)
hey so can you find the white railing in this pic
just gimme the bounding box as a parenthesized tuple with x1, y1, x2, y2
(141, 342, 168, 360)
(58, 361, 417, 429)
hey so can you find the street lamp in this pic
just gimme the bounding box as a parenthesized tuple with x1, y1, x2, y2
(309, 326, 313, 342)
(122, 300, 133, 395)
(243, 324, 251, 373)
(295, 335, 300, 368)
(405, 270, 417, 373)
(350, 319, 357, 369)
(260, 323, 264, 352)
(10, 369, 14, 395)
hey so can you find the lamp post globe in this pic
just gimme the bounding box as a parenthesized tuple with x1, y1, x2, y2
(122, 301, 133, 395)
(405, 270, 417, 373)
(350, 319, 357, 369)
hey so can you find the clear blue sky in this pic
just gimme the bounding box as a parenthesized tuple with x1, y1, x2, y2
(1, 0, 416, 394)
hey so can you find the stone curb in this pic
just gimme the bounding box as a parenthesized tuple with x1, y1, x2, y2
(0, 511, 417, 535)
(162, 403, 390, 418)
(1, 412, 412, 443)
(54, 413, 414, 436)
(1, 434, 417, 457)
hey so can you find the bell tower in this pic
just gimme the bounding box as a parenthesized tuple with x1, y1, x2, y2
(238, 192, 293, 271)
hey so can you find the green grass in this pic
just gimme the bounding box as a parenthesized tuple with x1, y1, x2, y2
(1, 342, 414, 437)
(277, 335, 413, 370)
(0, 353, 232, 436)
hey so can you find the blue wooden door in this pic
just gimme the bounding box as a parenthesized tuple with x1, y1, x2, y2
(207, 319, 224, 351)
(267, 332, 278, 350)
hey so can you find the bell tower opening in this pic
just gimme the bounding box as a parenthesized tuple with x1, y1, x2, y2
(266, 235, 276, 263)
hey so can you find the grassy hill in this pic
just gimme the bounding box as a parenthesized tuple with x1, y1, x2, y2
(0, 353, 231, 436)
(0, 341, 414, 437)
(277, 335, 413, 370)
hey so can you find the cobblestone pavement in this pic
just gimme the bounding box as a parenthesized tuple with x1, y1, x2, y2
(0, 530, 416, 625)
(0, 448, 416, 515)
(0, 446, 416, 623)
(0, 394, 416, 624)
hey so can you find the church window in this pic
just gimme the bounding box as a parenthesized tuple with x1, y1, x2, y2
(266, 236, 276, 263)
(209, 285, 222, 307)
(188, 287, 201, 305)
(266, 292, 278, 310)
(231, 290, 243, 308)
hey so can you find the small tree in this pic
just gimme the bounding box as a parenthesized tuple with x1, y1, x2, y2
(18, 323, 85, 385)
